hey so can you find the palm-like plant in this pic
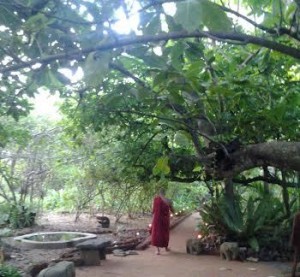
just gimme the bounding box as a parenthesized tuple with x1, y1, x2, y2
(199, 194, 288, 252)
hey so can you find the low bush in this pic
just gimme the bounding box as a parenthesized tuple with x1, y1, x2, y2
(0, 264, 21, 277)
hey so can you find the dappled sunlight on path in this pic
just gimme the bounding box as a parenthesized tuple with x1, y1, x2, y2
(76, 213, 291, 277)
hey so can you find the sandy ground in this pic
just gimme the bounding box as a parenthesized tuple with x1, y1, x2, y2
(76, 213, 292, 277)
(3, 212, 152, 276)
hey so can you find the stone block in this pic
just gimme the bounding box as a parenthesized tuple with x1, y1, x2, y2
(76, 238, 112, 250)
(76, 238, 112, 265)
(80, 249, 100, 266)
(37, 261, 75, 277)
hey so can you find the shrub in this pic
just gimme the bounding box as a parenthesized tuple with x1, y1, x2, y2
(0, 264, 21, 277)
(199, 194, 288, 252)
(9, 204, 36, 229)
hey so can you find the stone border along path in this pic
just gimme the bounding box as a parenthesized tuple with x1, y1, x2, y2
(76, 213, 293, 277)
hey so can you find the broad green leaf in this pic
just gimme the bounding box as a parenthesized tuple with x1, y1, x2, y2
(262, 12, 278, 28)
(272, 0, 281, 17)
(128, 46, 167, 68)
(201, 1, 232, 31)
(185, 61, 205, 79)
(153, 156, 170, 175)
(165, 14, 183, 32)
(174, 0, 231, 32)
(144, 14, 162, 35)
(285, 3, 297, 19)
(174, 131, 191, 147)
(174, 0, 204, 32)
(84, 51, 111, 87)
(34, 69, 64, 88)
(193, 166, 201, 172)
(142, 53, 167, 69)
(170, 42, 185, 71)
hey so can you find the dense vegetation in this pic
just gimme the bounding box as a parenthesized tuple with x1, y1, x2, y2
(0, 0, 299, 255)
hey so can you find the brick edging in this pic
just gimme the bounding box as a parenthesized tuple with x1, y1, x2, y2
(170, 212, 192, 230)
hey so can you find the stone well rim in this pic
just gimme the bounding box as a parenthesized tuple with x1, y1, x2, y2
(14, 231, 97, 249)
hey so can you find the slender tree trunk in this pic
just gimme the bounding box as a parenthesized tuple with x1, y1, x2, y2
(281, 170, 290, 217)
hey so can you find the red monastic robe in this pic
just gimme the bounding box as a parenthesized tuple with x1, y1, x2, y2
(151, 196, 171, 248)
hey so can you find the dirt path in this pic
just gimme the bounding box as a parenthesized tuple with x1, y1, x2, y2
(76, 213, 291, 277)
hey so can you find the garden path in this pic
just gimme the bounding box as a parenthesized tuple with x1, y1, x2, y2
(76, 213, 292, 277)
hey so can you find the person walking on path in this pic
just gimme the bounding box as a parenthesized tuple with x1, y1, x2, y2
(151, 188, 175, 255)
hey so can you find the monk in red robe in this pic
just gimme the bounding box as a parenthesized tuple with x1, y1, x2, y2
(151, 188, 174, 255)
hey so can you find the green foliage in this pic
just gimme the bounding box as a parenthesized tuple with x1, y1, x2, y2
(0, 264, 21, 277)
(174, 0, 232, 32)
(0, 228, 13, 237)
(0, 116, 59, 228)
(43, 189, 75, 211)
(0, 204, 10, 227)
(8, 204, 36, 229)
(0, 0, 298, 240)
(153, 156, 170, 176)
(0, 117, 31, 147)
(168, 181, 208, 211)
(199, 193, 288, 251)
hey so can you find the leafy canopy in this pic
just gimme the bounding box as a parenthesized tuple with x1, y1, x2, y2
(0, 0, 299, 183)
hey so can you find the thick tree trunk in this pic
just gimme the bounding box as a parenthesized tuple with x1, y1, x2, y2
(211, 141, 300, 179)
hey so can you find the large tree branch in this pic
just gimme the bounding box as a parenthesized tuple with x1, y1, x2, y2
(233, 175, 299, 188)
(211, 141, 300, 179)
(1, 30, 299, 74)
(133, 130, 161, 165)
(109, 62, 148, 88)
(169, 176, 200, 183)
(104, 107, 223, 159)
(217, 3, 300, 41)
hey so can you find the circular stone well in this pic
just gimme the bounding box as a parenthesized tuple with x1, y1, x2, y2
(14, 231, 97, 249)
